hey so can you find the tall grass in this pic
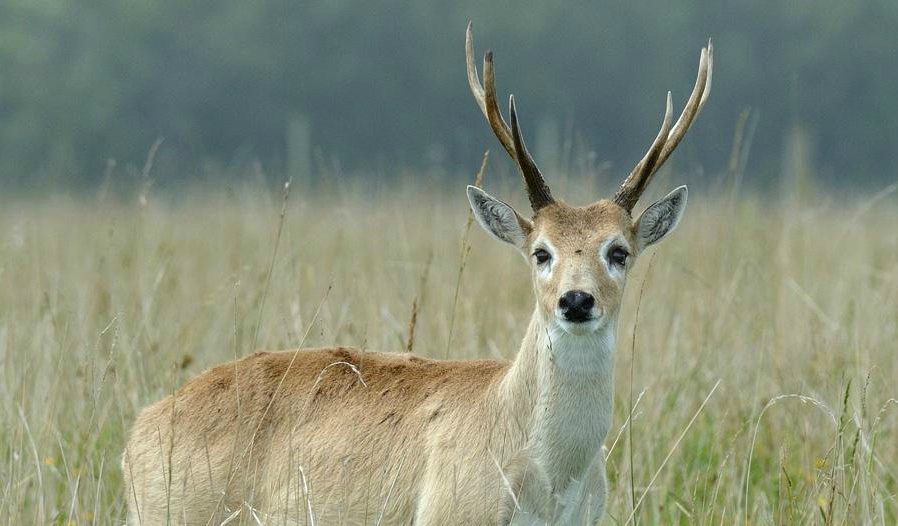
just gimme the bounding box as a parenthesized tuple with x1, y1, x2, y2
(0, 177, 896, 524)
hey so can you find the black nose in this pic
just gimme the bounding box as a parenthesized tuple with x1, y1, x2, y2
(558, 291, 595, 322)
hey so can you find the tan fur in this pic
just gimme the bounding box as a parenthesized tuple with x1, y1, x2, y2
(527, 201, 637, 323)
(122, 200, 655, 525)
(124, 348, 516, 524)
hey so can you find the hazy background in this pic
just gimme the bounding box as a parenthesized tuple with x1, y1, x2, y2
(1, 0, 896, 194)
(2, 2, 898, 523)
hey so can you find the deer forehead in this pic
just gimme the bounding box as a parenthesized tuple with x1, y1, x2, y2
(529, 200, 634, 253)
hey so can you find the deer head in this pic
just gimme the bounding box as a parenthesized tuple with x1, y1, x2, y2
(465, 22, 711, 337)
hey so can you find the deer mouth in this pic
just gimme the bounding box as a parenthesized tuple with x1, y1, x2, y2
(564, 312, 595, 323)
(555, 314, 604, 336)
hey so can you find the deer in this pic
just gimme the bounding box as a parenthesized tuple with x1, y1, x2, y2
(122, 22, 711, 525)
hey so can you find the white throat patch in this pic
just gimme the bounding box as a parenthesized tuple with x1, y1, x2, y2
(544, 321, 616, 376)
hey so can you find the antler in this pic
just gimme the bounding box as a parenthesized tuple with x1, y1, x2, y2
(466, 22, 554, 212)
(614, 41, 713, 212)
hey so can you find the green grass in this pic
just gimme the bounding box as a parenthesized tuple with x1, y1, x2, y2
(0, 179, 896, 524)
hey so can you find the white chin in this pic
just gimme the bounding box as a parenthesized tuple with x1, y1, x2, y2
(556, 317, 602, 335)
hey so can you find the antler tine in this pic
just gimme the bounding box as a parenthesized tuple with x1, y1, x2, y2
(655, 42, 713, 169)
(700, 40, 713, 107)
(465, 23, 487, 118)
(481, 51, 518, 161)
(465, 22, 554, 212)
(510, 95, 554, 210)
(466, 22, 515, 160)
(614, 42, 713, 212)
(614, 94, 674, 211)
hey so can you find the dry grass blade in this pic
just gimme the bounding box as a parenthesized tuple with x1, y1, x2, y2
(743, 393, 838, 524)
(140, 137, 164, 181)
(445, 150, 489, 357)
(251, 178, 292, 352)
(627, 252, 657, 525)
(405, 297, 418, 353)
(625, 379, 721, 525)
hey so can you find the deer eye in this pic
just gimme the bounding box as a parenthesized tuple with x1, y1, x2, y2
(533, 249, 551, 265)
(608, 247, 629, 267)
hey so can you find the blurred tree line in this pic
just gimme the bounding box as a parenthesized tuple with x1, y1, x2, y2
(0, 0, 896, 191)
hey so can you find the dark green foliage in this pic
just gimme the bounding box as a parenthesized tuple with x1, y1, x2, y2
(0, 0, 896, 188)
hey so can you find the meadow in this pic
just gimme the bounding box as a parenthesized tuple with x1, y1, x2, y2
(0, 168, 896, 524)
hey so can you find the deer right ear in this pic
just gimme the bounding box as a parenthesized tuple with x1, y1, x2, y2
(467, 186, 532, 249)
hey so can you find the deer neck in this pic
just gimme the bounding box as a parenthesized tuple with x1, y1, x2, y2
(497, 309, 617, 490)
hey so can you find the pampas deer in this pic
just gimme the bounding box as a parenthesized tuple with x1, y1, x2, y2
(122, 23, 712, 525)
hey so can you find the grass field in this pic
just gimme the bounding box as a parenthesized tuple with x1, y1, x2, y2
(1, 173, 896, 524)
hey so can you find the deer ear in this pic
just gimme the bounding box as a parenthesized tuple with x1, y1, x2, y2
(633, 186, 688, 253)
(467, 186, 531, 249)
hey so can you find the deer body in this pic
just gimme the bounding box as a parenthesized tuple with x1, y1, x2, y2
(124, 314, 613, 525)
(123, 23, 711, 525)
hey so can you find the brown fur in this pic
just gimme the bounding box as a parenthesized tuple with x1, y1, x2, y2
(123, 191, 690, 525)
(123, 348, 526, 524)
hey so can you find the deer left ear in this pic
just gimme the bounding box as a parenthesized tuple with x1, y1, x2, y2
(633, 186, 688, 253)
